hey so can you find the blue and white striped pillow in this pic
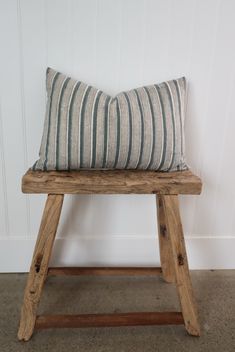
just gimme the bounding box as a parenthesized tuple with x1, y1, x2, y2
(33, 68, 187, 172)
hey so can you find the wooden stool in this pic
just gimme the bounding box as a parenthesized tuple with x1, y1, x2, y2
(18, 169, 202, 341)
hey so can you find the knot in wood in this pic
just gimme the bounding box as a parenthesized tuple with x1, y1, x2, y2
(160, 225, 167, 237)
(35, 253, 43, 273)
(177, 254, 184, 266)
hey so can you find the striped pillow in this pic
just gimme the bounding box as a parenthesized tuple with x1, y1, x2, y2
(33, 68, 187, 171)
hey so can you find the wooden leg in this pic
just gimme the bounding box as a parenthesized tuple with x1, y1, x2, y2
(162, 195, 200, 336)
(156, 195, 175, 283)
(18, 194, 64, 341)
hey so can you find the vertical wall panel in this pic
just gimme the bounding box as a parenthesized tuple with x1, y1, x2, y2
(0, 0, 29, 237)
(143, 0, 172, 84)
(193, 0, 235, 235)
(0, 100, 8, 237)
(94, 0, 122, 94)
(212, 80, 235, 235)
(167, 0, 196, 77)
(46, 0, 71, 73)
(206, 0, 235, 236)
(69, 0, 98, 82)
(116, 0, 147, 91)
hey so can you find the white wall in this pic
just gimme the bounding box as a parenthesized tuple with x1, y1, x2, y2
(0, 0, 235, 272)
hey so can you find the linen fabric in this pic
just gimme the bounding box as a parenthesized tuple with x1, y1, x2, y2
(33, 68, 187, 171)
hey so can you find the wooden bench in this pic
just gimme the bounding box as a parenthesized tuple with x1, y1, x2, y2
(18, 169, 202, 341)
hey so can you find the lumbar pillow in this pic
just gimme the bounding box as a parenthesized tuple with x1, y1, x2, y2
(33, 68, 187, 171)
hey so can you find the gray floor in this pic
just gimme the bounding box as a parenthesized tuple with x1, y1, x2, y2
(0, 271, 234, 352)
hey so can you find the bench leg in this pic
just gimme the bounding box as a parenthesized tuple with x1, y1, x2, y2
(162, 195, 200, 336)
(156, 195, 175, 283)
(18, 194, 64, 341)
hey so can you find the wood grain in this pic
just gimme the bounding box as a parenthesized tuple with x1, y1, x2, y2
(17, 194, 64, 341)
(22, 169, 202, 195)
(48, 266, 162, 276)
(162, 195, 201, 336)
(35, 312, 184, 329)
(156, 195, 175, 283)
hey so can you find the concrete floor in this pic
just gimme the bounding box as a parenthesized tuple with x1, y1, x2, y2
(0, 271, 234, 352)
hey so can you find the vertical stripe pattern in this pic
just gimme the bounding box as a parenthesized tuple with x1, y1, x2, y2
(79, 86, 92, 168)
(33, 68, 187, 172)
(67, 81, 81, 170)
(155, 85, 167, 170)
(164, 82, 176, 171)
(55, 77, 70, 170)
(134, 89, 145, 169)
(113, 99, 121, 168)
(143, 87, 156, 169)
(102, 96, 111, 168)
(123, 92, 132, 168)
(42, 71, 60, 170)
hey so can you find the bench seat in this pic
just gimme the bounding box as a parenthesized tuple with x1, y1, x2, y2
(22, 169, 202, 195)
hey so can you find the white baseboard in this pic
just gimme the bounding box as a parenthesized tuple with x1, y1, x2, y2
(0, 235, 235, 272)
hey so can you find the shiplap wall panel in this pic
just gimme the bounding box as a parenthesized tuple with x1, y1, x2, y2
(0, 101, 8, 238)
(208, 0, 235, 237)
(46, 0, 71, 73)
(193, 0, 235, 236)
(167, 0, 196, 76)
(0, 0, 235, 271)
(69, 0, 98, 84)
(116, 0, 147, 91)
(95, 0, 122, 94)
(213, 80, 235, 235)
(0, 0, 29, 237)
(144, 0, 172, 84)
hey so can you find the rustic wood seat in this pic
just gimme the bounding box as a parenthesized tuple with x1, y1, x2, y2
(22, 169, 202, 194)
(18, 169, 202, 341)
